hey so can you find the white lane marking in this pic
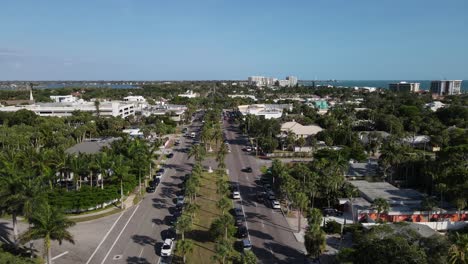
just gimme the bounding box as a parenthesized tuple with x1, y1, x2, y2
(86, 210, 126, 264)
(156, 257, 161, 264)
(138, 248, 144, 257)
(261, 220, 265, 228)
(100, 205, 141, 264)
(51, 251, 69, 260)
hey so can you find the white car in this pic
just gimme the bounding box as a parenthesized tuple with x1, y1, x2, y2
(271, 200, 281, 209)
(232, 191, 241, 199)
(161, 238, 174, 256)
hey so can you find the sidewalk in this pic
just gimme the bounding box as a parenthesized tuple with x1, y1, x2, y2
(284, 210, 308, 243)
(68, 193, 136, 220)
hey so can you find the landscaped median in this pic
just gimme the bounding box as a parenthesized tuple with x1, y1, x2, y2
(173, 170, 229, 263)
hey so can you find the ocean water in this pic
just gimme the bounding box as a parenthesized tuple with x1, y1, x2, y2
(299, 80, 468, 91)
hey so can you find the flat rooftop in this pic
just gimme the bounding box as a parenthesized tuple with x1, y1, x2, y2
(350, 180, 424, 206)
(65, 137, 121, 155)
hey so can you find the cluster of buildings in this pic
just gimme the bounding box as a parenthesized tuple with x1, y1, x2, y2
(248, 76, 298, 87)
(389, 80, 462, 95)
(0, 93, 187, 121)
(237, 104, 292, 119)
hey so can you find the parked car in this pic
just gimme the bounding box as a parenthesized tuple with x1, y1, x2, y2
(237, 225, 248, 238)
(271, 200, 281, 209)
(245, 146, 252, 152)
(267, 190, 276, 200)
(323, 208, 343, 217)
(166, 153, 174, 158)
(146, 186, 156, 193)
(242, 239, 252, 252)
(232, 190, 241, 199)
(176, 196, 185, 207)
(235, 215, 245, 226)
(234, 207, 243, 217)
(256, 191, 266, 202)
(154, 172, 163, 181)
(160, 238, 174, 256)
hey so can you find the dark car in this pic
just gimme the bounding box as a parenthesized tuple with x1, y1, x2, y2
(235, 215, 245, 226)
(323, 208, 343, 217)
(157, 168, 165, 174)
(234, 207, 243, 217)
(243, 167, 253, 173)
(150, 179, 159, 188)
(146, 186, 156, 193)
(237, 225, 248, 238)
(256, 191, 266, 202)
(167, 153, 174, 158)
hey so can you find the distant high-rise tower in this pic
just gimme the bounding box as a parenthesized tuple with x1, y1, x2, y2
(286, 76, 298, 87)
(430, 80, 462, 95)
(389, 82, 420, 92)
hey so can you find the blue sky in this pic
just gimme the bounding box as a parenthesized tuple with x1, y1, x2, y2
(1, 0, 467, 80)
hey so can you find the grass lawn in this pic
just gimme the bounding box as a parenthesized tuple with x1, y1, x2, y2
(174, 171, 228, 264)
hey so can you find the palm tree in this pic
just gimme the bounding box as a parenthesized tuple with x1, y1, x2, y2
(0, 172, 27, 245)
(216, 143, 228, 168)
(176, 239, 194, 263)
(175, 214, 192, 241)
(304, 228, 326, 259)
(95, 152, 111, 190)
(372, 197, 390, 222)
(94, 100, 101, 117)
(293, 192, 309, 233)
(448, 233, 468, 264)
(188, 144, 206, 163)
(454, 197, 467, 222)
(242, 250, 257, 264)
(211, 239, 233, 264)
(216, 197, 231, 215)
(421, 196, 438, 222)
(184, 202, 200, 222)
(216, 178, 229, 195)
(111, 154, 130, 209)
(19, 201, 75, 264)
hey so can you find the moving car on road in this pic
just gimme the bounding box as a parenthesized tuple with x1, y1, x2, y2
(243, 167, 253, 173)
(160, 239, 174, 257)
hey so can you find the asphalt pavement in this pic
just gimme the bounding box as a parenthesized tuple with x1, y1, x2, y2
(47, 120, 201, 264)
(224, 119, 307, 263)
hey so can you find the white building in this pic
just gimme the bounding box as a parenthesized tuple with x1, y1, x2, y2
(237, 104, 292, 119)
(425, 101, 446, 112)
(178, 90, 199, 98)
(228, 94, 257, 101)
(430, 80, 462, 95)
(0, 101, 135, 118)
(286, 76, 298, 86)
(123, 96, 146, 102)
(280, 121, 323, 138)
(50, 95, 78, 103)
(248, 76, 276, 87)
(143, 104, 187, 122)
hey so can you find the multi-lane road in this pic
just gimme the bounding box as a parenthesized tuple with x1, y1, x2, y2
(1, 113, 306, 264)
(224, 117, 307, 263)
(45, 118, 202, 264)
